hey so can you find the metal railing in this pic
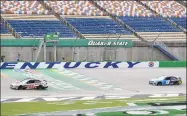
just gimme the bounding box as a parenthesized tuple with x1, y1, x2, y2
(154, 41, 168, 50)
(38, 1, 85, 39)
(1, 16, 21, 39)
(136, 0, 186, 34)
(154, 41, 181, 60)
(89, 1, 148, 44)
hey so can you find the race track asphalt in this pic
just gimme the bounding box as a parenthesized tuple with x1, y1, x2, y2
(1, 68, 186, 98)
(71, 68, 186, 94)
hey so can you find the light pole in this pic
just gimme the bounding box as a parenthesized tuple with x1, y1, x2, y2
(72, 36, 78, 62)
(29, 34, 36, 62)
(114, 30, 125, 61)
(103, 30, 116, 61)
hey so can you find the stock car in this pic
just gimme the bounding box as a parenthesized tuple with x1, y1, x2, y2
(10, 78, 48, 90)
(149, 75, 182, 86)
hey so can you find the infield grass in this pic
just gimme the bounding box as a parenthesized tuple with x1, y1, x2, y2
(94, 109, 186, 116)
(1, 96, 186, 116)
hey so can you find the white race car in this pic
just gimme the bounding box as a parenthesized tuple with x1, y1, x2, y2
(10, 78, 48, 90)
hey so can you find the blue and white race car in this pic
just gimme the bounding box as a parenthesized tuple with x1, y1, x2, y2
(149, 75, 182, 86)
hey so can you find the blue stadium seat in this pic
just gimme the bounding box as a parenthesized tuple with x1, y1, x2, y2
(118, 16, 185, 32)
(1, 22, 8, 34)
(6, 17, 186, 38)
(170, 17, 186, 29)
(66, 18, 131, 34)
(7, 20, 76, 38)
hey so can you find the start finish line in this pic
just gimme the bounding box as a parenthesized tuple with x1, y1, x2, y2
(0, 62, 158, 69)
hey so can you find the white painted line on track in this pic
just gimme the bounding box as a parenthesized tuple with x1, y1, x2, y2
(72, 75, 84, 79)
(94, 82, 106, 85)
(65, 73, 78, 76)
(58, 97, 77, 100)
(79, 78, 92, 81)
(54, 69, 124, 91)
(80, 97, 96, 100)
(105, 96, 130, 99)
(42, 98, 58, 101)
(87, 80, 99, 84)
(118, 96, 131, 99)
(114, 88, 124, 90)
(1, 99, 8, 102)
(86, 113, 96, 116)
(166, 94, 179, 97)
(149, 94, 166, 97)
(13, 98, 36, 102)
(127, 103, 137, 106)
(149, 93, 180, 98)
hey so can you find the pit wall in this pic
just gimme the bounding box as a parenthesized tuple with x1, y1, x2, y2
(1, 39, 186, 61)
(0, 61, 186, 69)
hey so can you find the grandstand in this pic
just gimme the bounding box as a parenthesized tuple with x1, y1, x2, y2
(0, 22, 8, 34)
(1, 1, 186, 39)
(0, 0, 186, 61)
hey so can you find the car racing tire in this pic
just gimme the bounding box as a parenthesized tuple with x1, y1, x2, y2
(18, 86, 23, 90)
(37, 85, 43, 90)
(157, 82, 162, 86)
(173, 82, 178, 85)
(177, 80, 182, 85)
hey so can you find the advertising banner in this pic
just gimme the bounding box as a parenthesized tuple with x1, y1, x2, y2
(87, 40, 133, 47)
(44, 32, 59, 41)
(0, 61, 159, 69)
(1, 39, 133, 47)
(159, 61, 186, 67)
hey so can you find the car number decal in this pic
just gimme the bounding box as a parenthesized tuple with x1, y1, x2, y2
(26, 84, 36, 89)
(166, 80, 170, 84)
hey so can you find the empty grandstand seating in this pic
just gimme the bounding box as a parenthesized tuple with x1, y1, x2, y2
(1, 1, 47, 14)
(5, 18, 131, 37)
(6, 20, 76, 38)
(95, 1, 154, 17)
(0, 1, 186, 41)
(170, 17, 186, 29)
(1, 22, 8, 34)
(141, 1, 186, 17)
(66, 18, 131, 34)
(1, 1, 185, 17)
(4, 16, 186, 40)
(118, 16, 181, 32)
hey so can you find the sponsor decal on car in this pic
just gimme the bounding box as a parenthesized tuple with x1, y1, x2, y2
(149, 62, 154, 67)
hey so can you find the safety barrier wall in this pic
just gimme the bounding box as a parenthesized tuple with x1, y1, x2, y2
(159, 61, 186, 67)
(0, 61, 158, 69)
(1, 61, 186, 69)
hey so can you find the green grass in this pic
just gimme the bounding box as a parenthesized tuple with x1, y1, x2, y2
(2, 99, 128, 116)
(115, 96, 186, 103)
(1, 96, 186, 116)
(136, 100, 186, 106)
(94, 109, 186, 116)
